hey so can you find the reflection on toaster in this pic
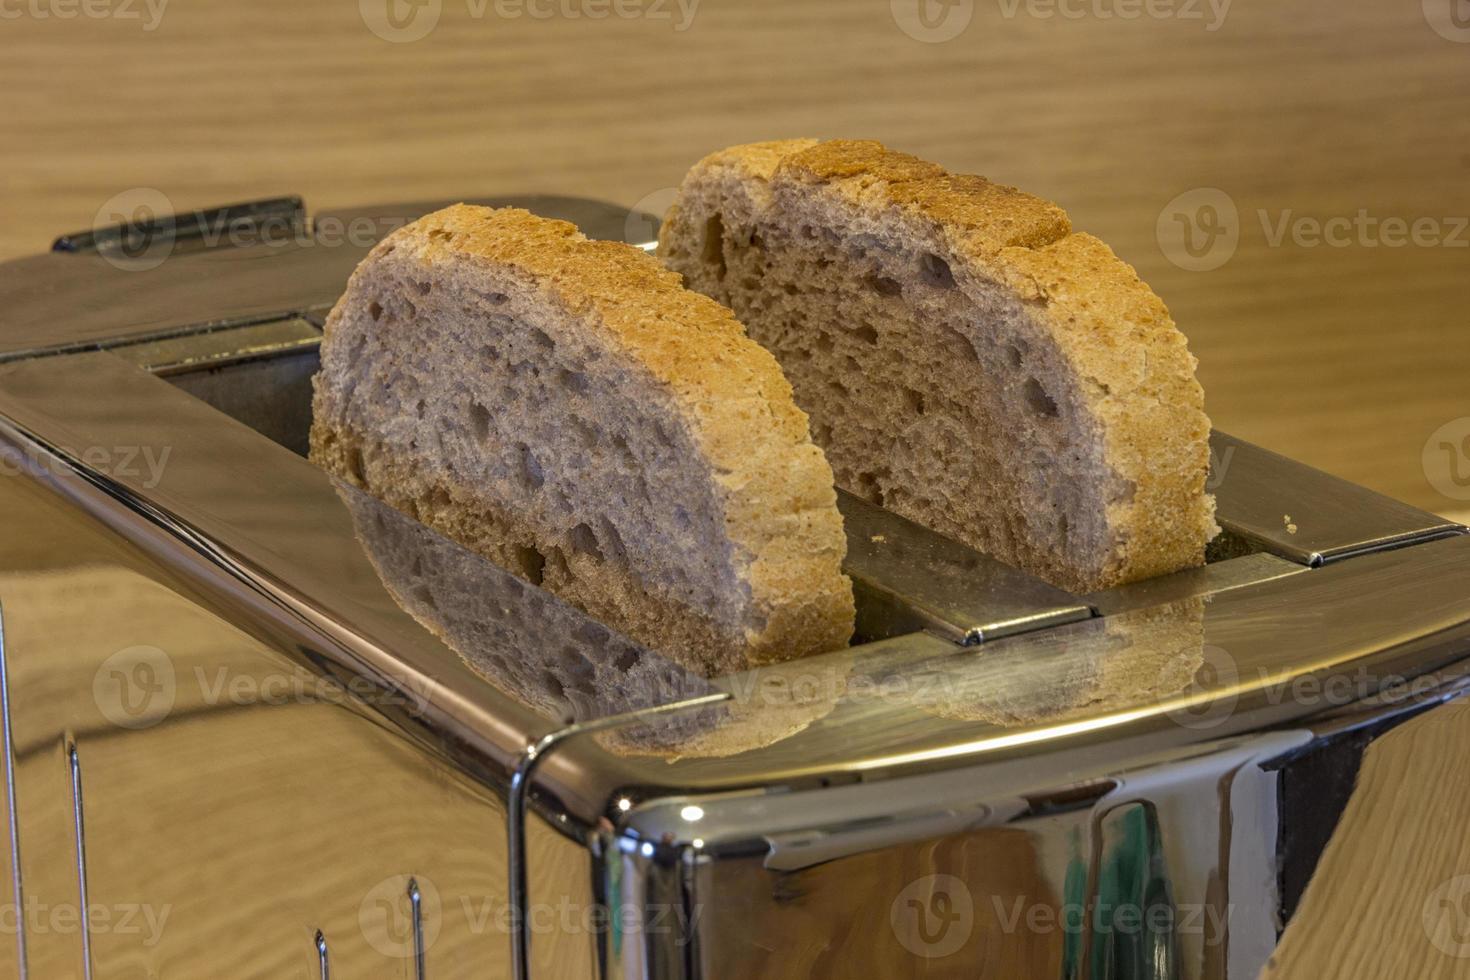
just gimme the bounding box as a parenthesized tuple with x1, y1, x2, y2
(857, 599, 1208, 729)
(338, 481, 851, 759)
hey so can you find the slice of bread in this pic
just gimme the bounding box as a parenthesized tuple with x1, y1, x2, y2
(310, 204, 854, 675)
(658, 139, 1217, 593)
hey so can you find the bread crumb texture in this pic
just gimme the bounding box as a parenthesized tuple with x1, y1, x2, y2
(659, 138, 1217, 591)
(311, 204, 854, 675)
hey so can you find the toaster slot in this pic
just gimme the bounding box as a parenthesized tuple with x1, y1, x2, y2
(143, 330, 1098, 648)
(139, 327, 1423, 646)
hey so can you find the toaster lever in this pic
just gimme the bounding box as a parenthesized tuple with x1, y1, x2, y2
(51, 195, 306, 256)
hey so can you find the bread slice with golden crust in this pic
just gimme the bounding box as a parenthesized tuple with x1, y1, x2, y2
(658, 139, 1216, 592)
(311, 204, 854, 674)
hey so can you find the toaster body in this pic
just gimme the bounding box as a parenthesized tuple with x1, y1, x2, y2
(0, 197, 1466, 979)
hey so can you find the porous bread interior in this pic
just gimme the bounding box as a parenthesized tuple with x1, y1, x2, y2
(311, 204, 854, 675)
(659, 139, 1216, 592)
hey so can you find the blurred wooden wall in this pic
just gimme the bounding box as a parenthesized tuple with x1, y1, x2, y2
(3, 0, 1468, 512)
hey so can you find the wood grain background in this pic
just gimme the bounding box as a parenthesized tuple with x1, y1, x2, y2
(3, 0, 1468, 514)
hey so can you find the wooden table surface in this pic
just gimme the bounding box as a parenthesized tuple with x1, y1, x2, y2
(3, 0, 1468, 514)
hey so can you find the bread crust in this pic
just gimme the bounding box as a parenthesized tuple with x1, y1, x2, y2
(660, 139, 1216, 590)
(312, 204, 854, 671)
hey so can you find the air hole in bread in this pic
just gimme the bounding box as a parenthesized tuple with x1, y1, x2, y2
(904, 388, 926, 415)
(405, 300, 417, 319)
(866, 275, 902, 297)
(574, 621, 607, 646)
(344, 335, 368, 371)
(941, 325, 977, 360)
(368, 301, 383, 322)
(416, 281, 432, 296)
(1024, 378, 1059, 418)
(346, 445, 367, 485)
(1006, 343, 1025, 368)
(564, 651, 596, 683)
(919, 253, 956, 289)
(614, 648, 639, 673)
(480, 344, 500, 362)
(483, 291, 508, 304)
(468, 402, 492, 443)
(558, 369, 590, 394)
(529, 327, 555, 350)
(427, 486, 451, 509)
(542, 671, 565, 700)
(516, 544, 547, 585)
(851, 323, 879, 345)
(702, 213, 727, 280)
(569, 416, 598, 449)
(598, 517, 627, 562)
(855, 470, 884, 506)
(568, 522, 603, 560)
(515, 442, 545, 490)
(814, 332, 834, 354)
(409, 584, 437, 610)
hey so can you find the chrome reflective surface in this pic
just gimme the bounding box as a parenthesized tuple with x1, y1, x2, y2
(0, 195, 1466, 979)
(837, 491, 1092, 645)
(0, 195, 640, 362)
(1208, 430, 1461, 566)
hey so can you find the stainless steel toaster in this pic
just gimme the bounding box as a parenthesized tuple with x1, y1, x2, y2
(0, 195, 1466, 980)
